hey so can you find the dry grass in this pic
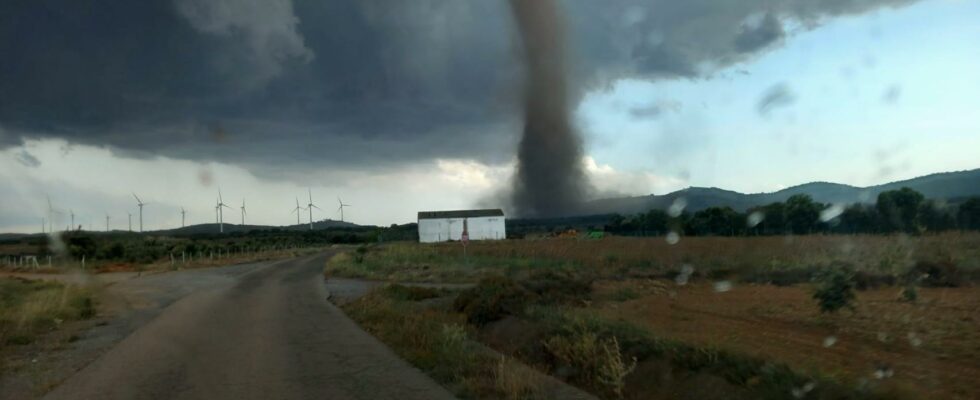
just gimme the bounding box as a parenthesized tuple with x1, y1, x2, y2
(0, 278, 98, 371)
(328, 233, 980, 283)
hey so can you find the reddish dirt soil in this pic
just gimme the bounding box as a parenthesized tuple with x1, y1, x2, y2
(594, 280, 980, 399)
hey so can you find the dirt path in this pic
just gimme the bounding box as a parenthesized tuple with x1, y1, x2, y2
(41, 252, 455, 400)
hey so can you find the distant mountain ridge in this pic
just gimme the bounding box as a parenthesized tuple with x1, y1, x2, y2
(585, 168, 980, 216)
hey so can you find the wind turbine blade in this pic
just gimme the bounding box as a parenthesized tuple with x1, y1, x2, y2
(312, 204, 322, 210)
(308, 188, 312, 203)
(133, 193, 143, 204)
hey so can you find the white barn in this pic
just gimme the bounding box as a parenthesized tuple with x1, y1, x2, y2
(417, 209, 506, 243)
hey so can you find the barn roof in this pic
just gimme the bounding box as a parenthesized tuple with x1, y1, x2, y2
(417, 209, 505, 220)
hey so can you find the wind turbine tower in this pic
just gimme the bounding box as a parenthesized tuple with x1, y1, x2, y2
(180, 207, 187, 228)
(337, 197, 352, 223)
(291, 197, 305, 225)
(216, 191, 232, 233)
(240, 199, 247, 226)
(306, 189, 321, 231)
(69, 209, 75, 231)
(105, 213, 110, 232)
(133, 193, 146, 232)
(46, 196, 54, 233)
(128, 212, 133, 232)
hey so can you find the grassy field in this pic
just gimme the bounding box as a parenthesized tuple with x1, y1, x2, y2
(0, 278, 98, 372)
(326, 233, 980, 283)
(329, 233, 980, 399)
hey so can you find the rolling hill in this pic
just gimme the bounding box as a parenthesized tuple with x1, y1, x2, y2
(584, 168, 980, 215)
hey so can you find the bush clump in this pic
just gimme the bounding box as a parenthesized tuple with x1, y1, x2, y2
(812, 265, 856, 313)
(380, 284, 445, 302)
(520, 270, 592, 306)
(543, 331, 636, 398)
(906, 260, 962, 287)
(453, 276, 534, 326)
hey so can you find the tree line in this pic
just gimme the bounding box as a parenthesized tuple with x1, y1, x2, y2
(605, 187, 980, 236)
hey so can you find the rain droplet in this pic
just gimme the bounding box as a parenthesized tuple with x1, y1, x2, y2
(747, 211, 765, 228)
(873, 366, 894, 379)
(823, 336, 837, 348)
(819, 204, 844, 222)
(665, 231, 680, 245)
(877, 332, 889, 342)
(668, 198, 687, 217)
(714, 280, 732, 292)
(907, 332, 921, 347)
(675, 264, 694, 285)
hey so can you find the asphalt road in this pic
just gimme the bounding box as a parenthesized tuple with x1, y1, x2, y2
(44, 252, 456, 400)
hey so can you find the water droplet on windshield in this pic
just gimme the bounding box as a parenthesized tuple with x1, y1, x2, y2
(714, 280, 732, 292)
(747, 211, 765, 227)
(668, 197, 687, 217)
(820, 204, 844, 222)
(675, 264, 694, 285)
(823, 336, 837, 348)
(907, 332, 922, 347)
(666, 231, 680, 245)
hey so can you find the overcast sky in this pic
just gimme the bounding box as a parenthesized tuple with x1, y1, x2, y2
(1, 0, 978, 232)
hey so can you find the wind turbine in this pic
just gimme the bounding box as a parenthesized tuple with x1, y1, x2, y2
(180, 207, 187, 228)
(105, 213, 110, 232)
(216, 190, 232, 233)
(291, 197, 306, 225)
(46, 196, 53, 233)
(69, 209, 75, 231)
(240, 198, 247, 226)
(128, 212, 133, 232)
(306, 189, 321, 231)
(133, 193, 146, 232)
(337, 197, 352, 223)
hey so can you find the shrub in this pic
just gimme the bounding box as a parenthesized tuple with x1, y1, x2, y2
(906, 260, 962, 287)
(812, 265, 856, 313)
(900, 284, 918, 303)
(353, 245, 369, 264)
(520, 270, 592, 306)
(543, 331, 636, 398)
(453, 276, 534, 325)
(611, 288, 640, 302)
(853, 271, 897, 290)
(381, 284, 444, 302)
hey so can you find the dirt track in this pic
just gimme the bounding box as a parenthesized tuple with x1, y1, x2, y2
(42, 252, 455, 400)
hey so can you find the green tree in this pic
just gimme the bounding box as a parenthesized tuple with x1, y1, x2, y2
(838, 204, 878, 233)
(918, 200, 956, 232)
(640, 209, 669, 234)
(688, 207, 742, 236)
(958, 197, 980, 230)
(876, 187, 925, 233)
(785, 194, 822, 234)
(753, 202, 786, 235)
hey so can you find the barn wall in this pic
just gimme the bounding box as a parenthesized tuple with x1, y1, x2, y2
(418, 216, 506, 243)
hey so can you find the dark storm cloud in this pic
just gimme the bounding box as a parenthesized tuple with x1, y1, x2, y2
(734, 13, 785, 53)
(0, 0, 915, 174)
